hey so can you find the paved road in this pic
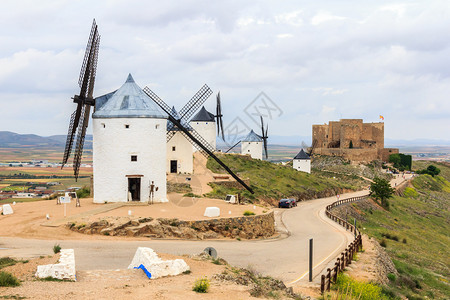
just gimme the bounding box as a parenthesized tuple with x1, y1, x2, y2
(1, 189, 378, 286)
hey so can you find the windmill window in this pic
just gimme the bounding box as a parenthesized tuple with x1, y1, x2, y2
(131, 155, 137, 162)
(155, 124, 160, 129)
(172, 146, 176, 151)
(101, 123, 105, 128)
(248, 150, 250, 152)
(125, 124, 130, 129)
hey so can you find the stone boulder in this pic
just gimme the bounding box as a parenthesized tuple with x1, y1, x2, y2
(35, 249, 76, 281)
(128, 247, 189, 279)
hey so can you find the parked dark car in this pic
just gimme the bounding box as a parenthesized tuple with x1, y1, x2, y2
(278, 198, 297, 208)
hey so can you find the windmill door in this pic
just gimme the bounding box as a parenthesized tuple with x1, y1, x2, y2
(170, 160, 177, 173)
(128, 178, 141, 201)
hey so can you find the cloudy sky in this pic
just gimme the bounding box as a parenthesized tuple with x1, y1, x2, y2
(1, 0, 449, 143)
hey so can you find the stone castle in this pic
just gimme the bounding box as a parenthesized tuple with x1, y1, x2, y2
(312, 119, 398, 162)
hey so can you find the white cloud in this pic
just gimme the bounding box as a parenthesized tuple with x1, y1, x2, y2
(311, 11, 346, 25)
(0, 0, 449, 140)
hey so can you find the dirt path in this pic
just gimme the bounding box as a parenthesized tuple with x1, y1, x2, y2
(0, 253, 264, 300)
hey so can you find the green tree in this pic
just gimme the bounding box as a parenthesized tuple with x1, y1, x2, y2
(426, 165, 440, 176)
(369, 177, 395, 209)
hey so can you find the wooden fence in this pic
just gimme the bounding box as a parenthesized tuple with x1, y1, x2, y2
(320, 194, 368, 293)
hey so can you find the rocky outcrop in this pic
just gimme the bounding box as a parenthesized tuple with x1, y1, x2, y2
(67, 212, 275, 240)
(372, 238, 398, 285)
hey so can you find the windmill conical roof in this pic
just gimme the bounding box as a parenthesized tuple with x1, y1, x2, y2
(167, 106, 192, 131)
(93, 74, 168, 119)
(191, 106, 215, 122)
(242, 130, 263, 142)
(294, 149, 310, 160)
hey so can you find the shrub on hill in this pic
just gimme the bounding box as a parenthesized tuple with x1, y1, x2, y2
(369, 178, 395, 209)
(416, 165, 441, 177)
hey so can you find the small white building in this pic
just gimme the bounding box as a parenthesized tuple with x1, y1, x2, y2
(92, 74, 168, 203)
(241, 130, 263, 160)
(166, 107, 194, 174)
(293, 149, 311, 173)
(189, 106, 216, 150)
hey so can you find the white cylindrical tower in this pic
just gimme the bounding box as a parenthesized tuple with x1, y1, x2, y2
(92, 74, 168, 203)
(240, 130, 263, 160)
(189, 106, 216, 150)
(293, 149, 311, 173)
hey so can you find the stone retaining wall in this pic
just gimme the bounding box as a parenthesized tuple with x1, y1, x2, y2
(35, 249, 76, 281)
(68, 211, 275, 240)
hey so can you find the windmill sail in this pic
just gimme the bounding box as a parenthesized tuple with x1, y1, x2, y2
(61, 19, 100, 181)
(143, 86, 254, 194)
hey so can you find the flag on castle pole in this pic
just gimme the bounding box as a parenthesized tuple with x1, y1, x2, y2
(379, 115, 384, 120)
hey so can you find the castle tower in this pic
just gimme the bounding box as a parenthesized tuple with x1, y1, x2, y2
(293, 149, 311, 173)
(92, 74, 168, 203)
(240, 130, 263, 160)
(189, 106, 216, 150)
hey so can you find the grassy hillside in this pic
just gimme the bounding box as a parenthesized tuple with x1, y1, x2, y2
(342, 162, 449, 299)
(206, 154, 362, 204)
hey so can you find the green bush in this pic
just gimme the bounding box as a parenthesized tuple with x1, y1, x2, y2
(369, 178, 394, 209)
(417, 165, 441, 177)
(192, 277, 210, 293)
(53, 244, 61, 254)
(0, 257, 18, 269)
(243, 210, 255, 216)
(387, 273, 397, 282)
(380, 239, 387, 247)
(334, 273, 387, 300)
(76, 186, 90, 198)
(403, 187, 418, 198)
(0, 271, 20, 287)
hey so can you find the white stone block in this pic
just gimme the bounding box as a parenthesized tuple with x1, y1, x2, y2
(2, 204, 13, 215)
(204, 207, 220, 218)
(35, 249, 76, 281)
(128, 247, 189, 279)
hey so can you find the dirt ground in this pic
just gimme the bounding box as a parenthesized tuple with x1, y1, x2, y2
(0, 253, 271, 300)
(0, 196, 267, 240)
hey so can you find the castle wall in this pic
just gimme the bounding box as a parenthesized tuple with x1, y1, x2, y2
(312, 119, 395, 162)
(339, 119, 362, 148)
(312, 124, 328, 148)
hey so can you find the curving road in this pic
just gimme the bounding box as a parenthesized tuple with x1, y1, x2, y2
(0, 188, 381, 286)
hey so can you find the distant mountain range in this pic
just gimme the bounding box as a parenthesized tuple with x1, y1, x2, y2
(0, 131, 93, 148)
(0, 131, 448, 149)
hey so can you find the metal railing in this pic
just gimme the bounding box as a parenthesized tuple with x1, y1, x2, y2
(320, 194, 367, 293)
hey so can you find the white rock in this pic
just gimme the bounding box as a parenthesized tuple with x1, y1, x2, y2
(2, 204, 13, 215)
(204, 207, 220, 218)
(128, 247, 189, 279)
(35, 249, 76, 281)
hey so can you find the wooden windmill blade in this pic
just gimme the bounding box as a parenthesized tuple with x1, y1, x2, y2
(178, 84, 212, 121)
(264, 124, 269, 160)
(62, 21, 98, 167)
(79, 19, 98, 88)
(216, 92, 225, 141)
(260, 116, 269, 159)
(225, 140, 240, 153)
(143, 87, 254, 194)
(61, 19, 100, 179)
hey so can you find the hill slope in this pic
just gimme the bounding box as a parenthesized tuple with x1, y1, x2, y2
(206, 153, 362, 204)
(0, 131, 92, 149)
(333, 161, 449, 299)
